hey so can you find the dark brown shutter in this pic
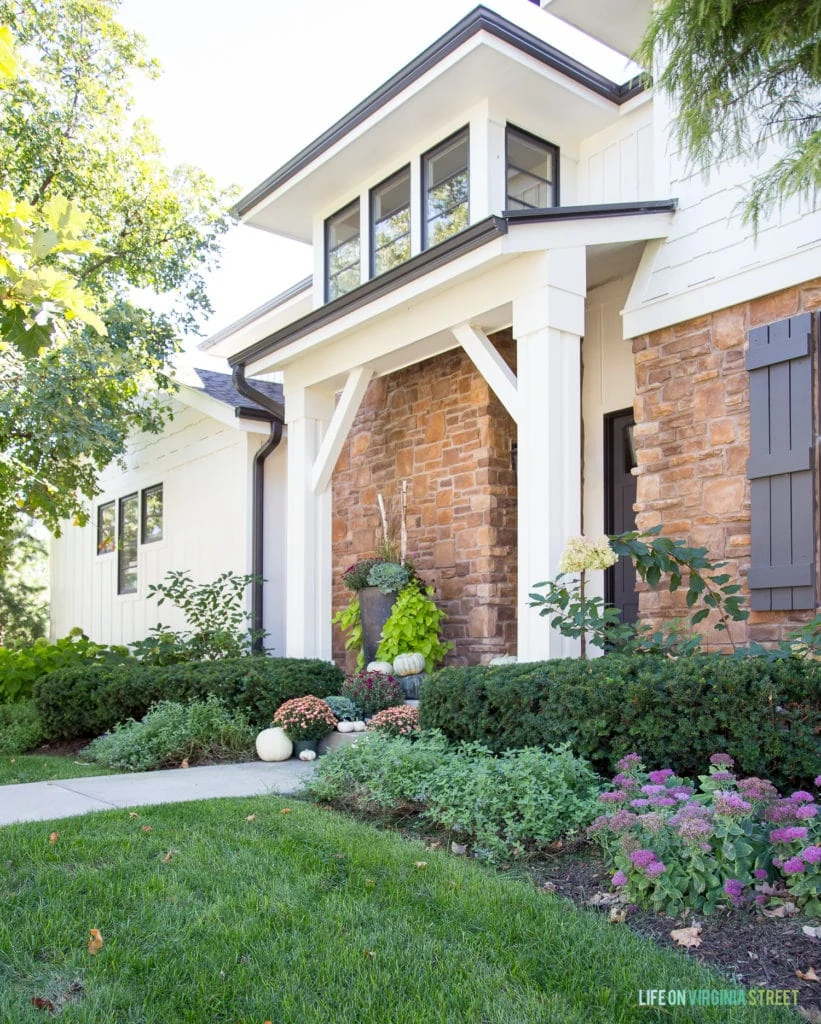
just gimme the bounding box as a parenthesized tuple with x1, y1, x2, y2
(746, 312, 816, 611)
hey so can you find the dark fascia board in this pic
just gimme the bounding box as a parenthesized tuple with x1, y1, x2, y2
(229, 200, 676, 369)
(504, 199, 678, 223)
(230, 216, 508, 367)
(234, 6, 645, 220)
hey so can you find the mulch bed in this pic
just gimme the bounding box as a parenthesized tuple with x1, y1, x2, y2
(525, 840, 820, 1019)
(376, 813, 821, 1020)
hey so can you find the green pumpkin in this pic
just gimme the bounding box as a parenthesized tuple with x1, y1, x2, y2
(393, 652, 425, 676)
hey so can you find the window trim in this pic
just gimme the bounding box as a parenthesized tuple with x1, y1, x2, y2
(369, 165, 411, 279)
(421, 125, 470, 251)
(141, 483, 163, 545)
(324, 197, 361, 302)
(117, 492, 139, 596)
(96, 501, 116, 556)
(504, 123, 559, 212)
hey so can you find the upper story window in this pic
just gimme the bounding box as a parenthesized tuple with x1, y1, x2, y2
(370, 167, 411, 276)
(423, 127, 469, 249)
(325, 199, 361, 301)
(506, 125, 558, 210)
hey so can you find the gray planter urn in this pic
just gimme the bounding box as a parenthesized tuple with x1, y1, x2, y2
(358, 586, 396, 665)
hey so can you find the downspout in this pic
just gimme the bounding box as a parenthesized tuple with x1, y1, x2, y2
(232, 364, 285, 652)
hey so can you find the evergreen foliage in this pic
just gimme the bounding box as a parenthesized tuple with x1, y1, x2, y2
(636, 0, 821, 228)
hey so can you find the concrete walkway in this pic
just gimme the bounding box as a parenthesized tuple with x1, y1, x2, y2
(0, 760, 316, 827)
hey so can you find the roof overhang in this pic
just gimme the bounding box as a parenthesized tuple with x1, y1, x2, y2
(539, 0, 652, 59)
(199, 277, 312, 359)
(229, 201, 676, 381)
(235, 6, 644, 243)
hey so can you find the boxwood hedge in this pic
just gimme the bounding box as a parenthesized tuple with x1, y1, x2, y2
(34, 657, 344, 741)
(419, 654, 820, 790)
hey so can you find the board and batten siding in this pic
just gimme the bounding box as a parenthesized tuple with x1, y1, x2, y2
(577, 99, 654, 206)
(49, 399, 287, 653)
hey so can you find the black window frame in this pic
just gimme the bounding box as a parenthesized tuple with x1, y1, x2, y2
(505, 123, 559, 211)
(369, 165, 411, 278)
(421, 126, 470, 251)
(141, 483, 163, 545)
(117, 492, 139, 596)
(325, 198, 361, 302)
(96, 501, 116, 556)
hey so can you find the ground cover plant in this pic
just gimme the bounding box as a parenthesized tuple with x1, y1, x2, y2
(589, 753, 821, 917)
(82, 697, 256, 772)
(306, 733, 601, 862)
(0, 797, 796, 1022)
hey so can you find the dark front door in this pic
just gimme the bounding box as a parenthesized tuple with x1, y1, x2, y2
(604, 409, 638, 623)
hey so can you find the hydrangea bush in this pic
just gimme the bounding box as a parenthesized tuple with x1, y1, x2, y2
(367, 704, 420, 737)
(589, 753, 820, 916)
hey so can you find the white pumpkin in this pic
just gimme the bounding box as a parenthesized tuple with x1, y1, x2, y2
(255, 727, 293, 762)
(336, 720, 355, 734)
(393, 652, 425, 677)
(351, 720, 366, 732)
(367, 660, 394, 674)
(299, 749, 317, 761)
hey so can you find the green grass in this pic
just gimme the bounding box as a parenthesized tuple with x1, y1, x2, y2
(0, 798, 794, 1023)
(0, 755, 116, 786)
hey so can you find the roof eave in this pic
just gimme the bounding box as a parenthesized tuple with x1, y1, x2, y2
(233, 5, 645, 222)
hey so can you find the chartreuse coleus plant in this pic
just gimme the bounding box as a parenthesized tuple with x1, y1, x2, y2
(334, 574, 451, 673)
(376, 578, 452, 673)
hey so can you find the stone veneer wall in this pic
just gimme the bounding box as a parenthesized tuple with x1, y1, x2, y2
(331, 332, 518, 671)
(632, 278, 821, 649)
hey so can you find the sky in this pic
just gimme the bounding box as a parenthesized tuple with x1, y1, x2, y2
(115, 0, 633, 348)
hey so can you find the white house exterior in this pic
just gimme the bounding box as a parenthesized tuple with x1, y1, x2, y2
(50, 369, 287, 653)
(52, 0, 820, 664)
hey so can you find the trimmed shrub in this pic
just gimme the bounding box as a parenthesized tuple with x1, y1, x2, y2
(34, 657, 344, 741)
(83, 696, 256, 772)
(419, 654, 820, 790)
(0, 700, 44, 755)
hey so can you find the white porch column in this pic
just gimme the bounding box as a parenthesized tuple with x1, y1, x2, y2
(284, 381, 336, 659)
(514, 247, 586, 661)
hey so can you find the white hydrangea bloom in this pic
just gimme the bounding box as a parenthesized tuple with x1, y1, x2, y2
(558, 534, 617, 573)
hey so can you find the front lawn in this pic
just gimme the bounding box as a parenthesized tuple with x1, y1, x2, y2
(0, 755, 116, 786)
(0, 797, 794, 1023)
